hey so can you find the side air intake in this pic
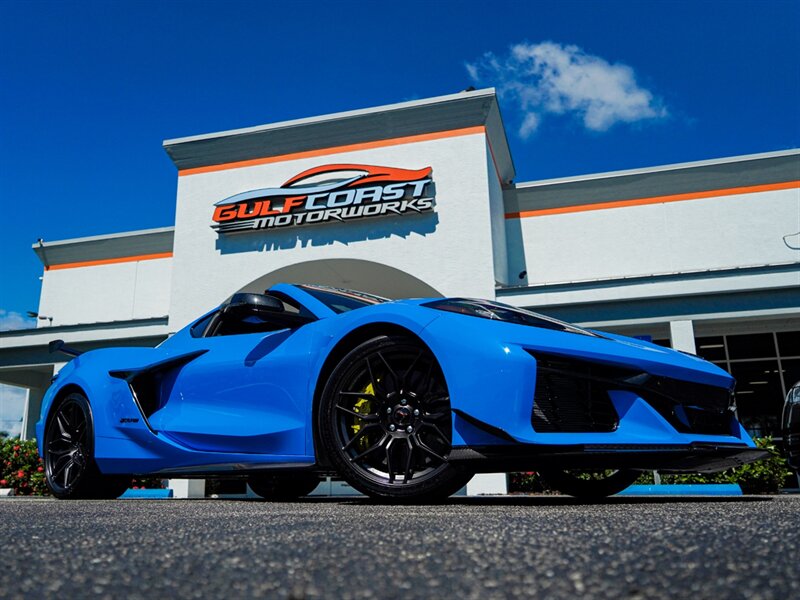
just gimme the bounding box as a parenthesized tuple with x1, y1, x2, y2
(530, 354, 622, 433)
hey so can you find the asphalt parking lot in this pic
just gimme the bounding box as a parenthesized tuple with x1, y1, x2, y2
(0, 495, 798, 599)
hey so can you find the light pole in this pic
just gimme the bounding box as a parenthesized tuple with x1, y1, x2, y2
(26, 311, 53, 326)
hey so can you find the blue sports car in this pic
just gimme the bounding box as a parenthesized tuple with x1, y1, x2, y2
(37, 284, 766, 501)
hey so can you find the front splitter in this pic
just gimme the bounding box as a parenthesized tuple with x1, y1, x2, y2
(448, 442, 768, 474)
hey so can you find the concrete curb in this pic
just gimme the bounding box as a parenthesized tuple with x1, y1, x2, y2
(617, 484, 743, 496)
(119, 488, 173, 499)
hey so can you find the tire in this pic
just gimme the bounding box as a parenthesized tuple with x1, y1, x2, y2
(318, 335, 472, 502)
(248, 473, 321, 500)
(538, 469, 639, 499)
(43, 393, 130, 499)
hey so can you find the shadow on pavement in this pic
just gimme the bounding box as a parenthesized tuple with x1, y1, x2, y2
(218, 494, 776, 506)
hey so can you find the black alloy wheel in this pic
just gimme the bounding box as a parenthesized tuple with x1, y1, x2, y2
(319, 335, 472, 501)
(538, 468, 639, 499)
(248, 472, 321, 500)
(44, 393, 130, 499)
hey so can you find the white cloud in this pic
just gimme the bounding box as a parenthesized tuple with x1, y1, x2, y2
(518, 113, 541, 139)
(0, 309, 35, 332)
(467, 41, 667, 137)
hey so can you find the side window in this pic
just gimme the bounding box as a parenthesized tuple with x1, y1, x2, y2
(190, 312, 217, 338)
(267, 291, 316, 320)
(212, 313, 287, 337)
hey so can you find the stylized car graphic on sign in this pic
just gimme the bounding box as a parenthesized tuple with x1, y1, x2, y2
(212, 164, 435, 233)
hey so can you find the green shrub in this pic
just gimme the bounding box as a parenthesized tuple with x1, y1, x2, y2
(725, 437, 794, 493)
(634, 437, 793, 493)
(0, 438, 48, 496)
(677, 437, 790, 493)
(508, 471, 545, 493)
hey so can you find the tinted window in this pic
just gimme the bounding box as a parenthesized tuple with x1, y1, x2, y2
(730, 359, 784, 437)
(190, 312, 217, 338)
(726, 333, 776, 360)
(267, 290, 316, 319)
(212, 314, 288, 337)
(695, 336, 726, 361)
(298, 285, 388, 314)
(777, 331, 800, 357)
(782, 359, 800, 393)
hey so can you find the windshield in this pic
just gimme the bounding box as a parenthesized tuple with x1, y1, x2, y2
(297, 284, 389, 314)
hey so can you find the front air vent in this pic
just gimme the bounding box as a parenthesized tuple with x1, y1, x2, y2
(530, 354, 623, 433)
(527, 351, 735, 436)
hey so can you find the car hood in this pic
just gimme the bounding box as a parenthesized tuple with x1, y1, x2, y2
(408, 302, 733, 389)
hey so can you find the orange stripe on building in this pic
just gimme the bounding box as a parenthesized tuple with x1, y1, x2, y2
(46, 252, 173, 271)
(506, 180, 800, 219)
(178, 126, 487, 176)
(505, 180, 800, 219)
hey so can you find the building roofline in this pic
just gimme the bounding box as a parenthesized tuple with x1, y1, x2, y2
(31, 226, 175, 250)
(161, 88, 515, 183)
(163, 88, 498, 146)
(514, 148, 800, 189)
(32, 227, 175, 269)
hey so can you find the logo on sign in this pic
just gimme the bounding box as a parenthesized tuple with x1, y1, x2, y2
(212, 164, 434, 234)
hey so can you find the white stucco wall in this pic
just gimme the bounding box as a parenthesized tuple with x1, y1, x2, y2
(507, 187, 800, 287)
(38, 257, 172, 326)
(167, 131, 501, 329)
(486, 140, 510, 287)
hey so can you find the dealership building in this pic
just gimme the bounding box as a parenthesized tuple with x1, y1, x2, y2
(1, 88, 798, 492)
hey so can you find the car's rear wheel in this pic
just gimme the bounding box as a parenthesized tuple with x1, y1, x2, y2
(248, 473, 321, 500)
(538, 468, 639, 498)
(319, 335, 472, 502)
(44, 393, 130, 499)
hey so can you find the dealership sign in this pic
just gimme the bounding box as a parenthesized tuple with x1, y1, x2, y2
(212, 164, 434, 234)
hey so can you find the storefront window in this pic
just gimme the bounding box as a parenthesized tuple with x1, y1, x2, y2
(726, 333, 776, 360)
(695, 336, 726, 361)
(694, 330, 800, 438)
(729, 360, 784, 437)
(777, 332, 800, 357)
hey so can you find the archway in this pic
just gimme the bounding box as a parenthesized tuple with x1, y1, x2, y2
(235, 259, 443, 299)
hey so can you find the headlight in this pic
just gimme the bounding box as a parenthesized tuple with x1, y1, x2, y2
(423, 298, 598, 336)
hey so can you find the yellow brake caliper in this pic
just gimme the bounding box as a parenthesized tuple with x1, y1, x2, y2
(351, 382, 375, 452)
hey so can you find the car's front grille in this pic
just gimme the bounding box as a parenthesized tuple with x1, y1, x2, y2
(638, 378, 734, 436)
(528, 352, 735, 436)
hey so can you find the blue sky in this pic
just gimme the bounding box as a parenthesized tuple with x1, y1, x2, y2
(0, 0, 798, 325)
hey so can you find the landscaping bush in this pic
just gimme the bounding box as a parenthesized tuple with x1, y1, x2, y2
(0, 437, 165, 495)
(647, 437, 793, 494)
(130, 477, 167, 490)
(508, 471, 546, 494)
(0, 438, 48, 496)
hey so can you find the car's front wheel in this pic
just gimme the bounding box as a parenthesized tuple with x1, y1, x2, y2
(319, 335, 472, 502)
(538, 468, 639, 498)
(44, 393, 130, 499)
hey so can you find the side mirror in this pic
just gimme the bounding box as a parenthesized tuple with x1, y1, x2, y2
(222, 293, 284, 319)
